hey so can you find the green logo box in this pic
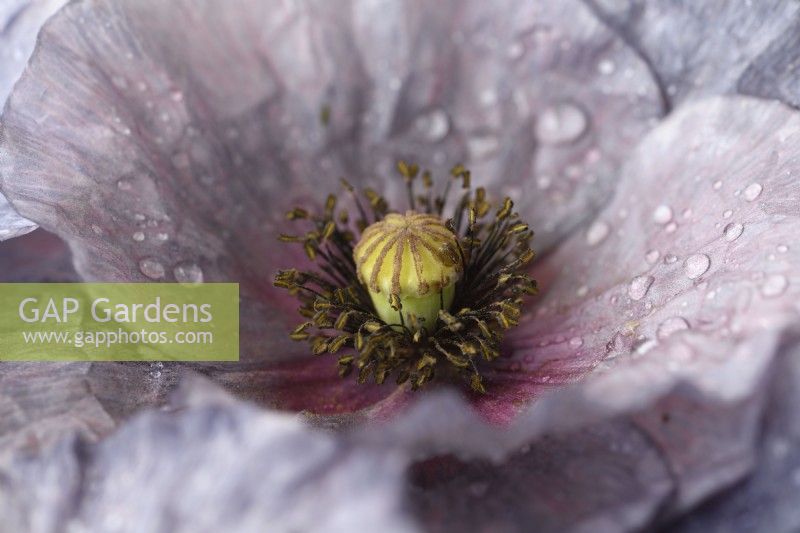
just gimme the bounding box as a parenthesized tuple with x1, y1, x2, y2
(0, 283, 239, 361)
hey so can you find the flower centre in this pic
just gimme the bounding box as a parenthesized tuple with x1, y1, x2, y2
(274, 162, 537, 393)
(354, 211, 462, 331)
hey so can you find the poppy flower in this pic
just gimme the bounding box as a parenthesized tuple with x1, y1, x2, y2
(2, 0, 800, 531)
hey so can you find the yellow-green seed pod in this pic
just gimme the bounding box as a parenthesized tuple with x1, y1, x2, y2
(354, 211, 462, 330)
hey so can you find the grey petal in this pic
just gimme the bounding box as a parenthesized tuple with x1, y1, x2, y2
(0, 0, 67, 239)
(669, 345, 800, 533)
(0, 196, 36, 240)
(0, 379, 416, 533)
(0, 362, 115, 463)
(359, 96, 800, 528)
(738, 17, 800, 109)
(587, 0, 799, 107)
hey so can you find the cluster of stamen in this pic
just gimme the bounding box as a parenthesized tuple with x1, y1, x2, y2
(274, 162, 537, 393)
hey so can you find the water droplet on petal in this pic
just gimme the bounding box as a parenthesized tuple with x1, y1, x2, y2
(777, 244, 789, 253)
(91, 225, 103, 235)
(132, 231, 145, 242)
(664, 221, 678, 233)
(536, 175, 551, 190)
(597, 59, 615, 75)
(657, 317, 690, 339)
(568, 336, 583, 348)
(586, 220, 610, 246)
(722, 209, 733, 219)
(645, 249, 660, 264)
(155, 232, 170, 242)
(628, 275, 654, 301)
(634, 338, 658, 355)
(723, 222, 744, 242)
(117, 179, 132, 191)
(652, 205, 673, 224)
(664, 254, 678, 264)
(576, 285, 589, 297)
(761, 274, 788, 298)
(139, 258, 165, 279)
(415, 108, 450, 142)
(535, 102, 588, 144)
(712, 180, 723, 190)
(743, 183, 763, 201)
(684, 254, 710, 279)
(467, 134, 499, 160)
(507, 42, 525, 59)
(174, 262, 204, 284)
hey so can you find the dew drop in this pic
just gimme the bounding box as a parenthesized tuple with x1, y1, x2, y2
(664, 254, 678, 264)
(568, 336, 583, 348)
(597, 59, 615, 75)
(712, 180, 723, 190)
(535, 102, 588, 145)
(132, 231, 145, 242)
(657, 317, 690, 339)
(155, 232, 170, 242)
(664, 221, 678, 233)
(585, 220, 610, 246)
(139, 258, 165, 279)
(415, 109, 450, 142)
(576, 285, 589, 297)
(506, 41, 525, 59)
(652, 205, 673, 224)
(777, 244, 789, 253)
(536, 175, 552, 190)
(683, 254, 710, 279)
(634, 338, 658, 355)
(148, 361, 163, 379)
(645, 249, 660, 264)
(722, 209, 733, 219)
(743, 183, 763, 201)
(628, 275, 654, 301)
(174, 262, 204, 284)
(723, 222, 744, 242)
(467, 134, 499, 160)
(117, 179, 132, 191)
(761, 274, 788, 298)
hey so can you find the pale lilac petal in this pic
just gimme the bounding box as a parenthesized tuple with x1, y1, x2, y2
(0, 199, 36, 240)
(354, 97, 800, 526)
(668, 347, 800, 532)
(589, 0, 799, 107)
(349, 0, 663, 249)
(0, 378, 416, 533)
(0, 0, 67, 239)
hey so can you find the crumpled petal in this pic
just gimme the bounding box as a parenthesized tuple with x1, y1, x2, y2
(0, 377, 416, 533)
(353, 96, 800, 528)
(668, 342, 800, 532)
(0, 0, 67, 239)
(589, 0, 800, 108)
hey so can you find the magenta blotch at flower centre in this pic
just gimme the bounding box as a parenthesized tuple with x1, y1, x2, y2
(274, 162, 537, 393)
